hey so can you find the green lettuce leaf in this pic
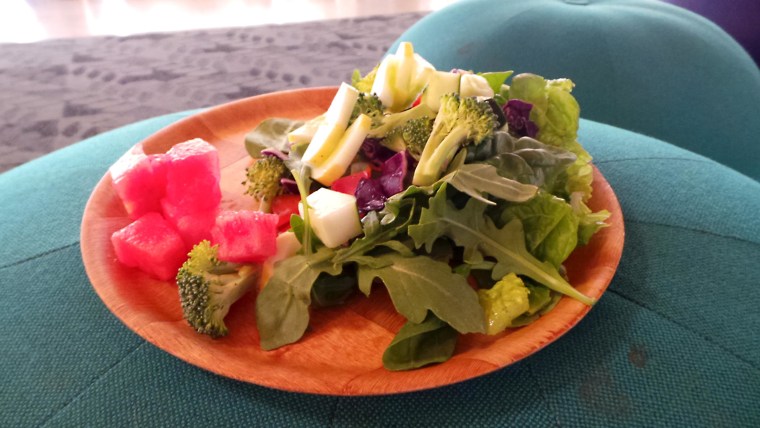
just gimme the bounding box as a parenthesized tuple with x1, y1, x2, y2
(508, 74, 595, 200)
(509, 74, 579, 148)
(501, 192, 579, 268)
(478, 273, 531, 335)
(570, 192, 611, 245)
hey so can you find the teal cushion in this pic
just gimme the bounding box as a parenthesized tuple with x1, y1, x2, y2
(391, 0, 760, 181)
(1, 113, 758, 426)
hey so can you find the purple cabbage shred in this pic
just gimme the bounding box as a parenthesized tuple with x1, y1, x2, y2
(361, 138, 396, 169)
(260, 147, 289, 161)
(504, 99, 539, 138)
(355, 178, 387, 214)
(354, 151, 411, 214)
(379, 151, 408, 196)
(279, 178, 299, 194)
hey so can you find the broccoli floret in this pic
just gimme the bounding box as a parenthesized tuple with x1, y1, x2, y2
(366, 102, 436, 140)
(385, 116, 434, 159)
(176, 240, 259, 338)
(412, 93, 497, 185)
(350, 92, 384, 128)
(351, 66, 377, 93)
(243, 156, 287, 212)
(478, 273, 530, 335)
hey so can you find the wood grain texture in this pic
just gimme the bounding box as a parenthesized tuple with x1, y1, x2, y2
(80, 87, 625, 396)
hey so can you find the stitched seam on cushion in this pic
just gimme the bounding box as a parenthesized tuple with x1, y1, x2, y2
(38, 341, 147, 427)
(0, 241, 80, 271)
(327, 396, 340, 428)
(525, 362, 563, 428)
(625, 218, 760, 247)
(593, 156, 713, 166)
(607, 289, 759, 371)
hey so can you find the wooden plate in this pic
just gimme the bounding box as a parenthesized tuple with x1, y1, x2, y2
(81, 87, 625, 396)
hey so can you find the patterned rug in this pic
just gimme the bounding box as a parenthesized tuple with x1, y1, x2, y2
(0, 13, 426, 173)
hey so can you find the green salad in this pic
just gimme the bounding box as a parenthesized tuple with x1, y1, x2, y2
(243, 42, 610, 371)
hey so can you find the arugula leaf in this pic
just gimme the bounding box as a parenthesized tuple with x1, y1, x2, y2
(311, 268, 358, 307)
(244, 117, 304, 157)
(408, 184, 596, 306)
(439, 163, 538, 205)
(256, 247, 339, 350)
(333, 199, 415, 264)
(382, 312, 458, 371)
(357, 253, 486, 334)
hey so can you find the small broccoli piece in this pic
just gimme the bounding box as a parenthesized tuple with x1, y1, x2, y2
(350, 92, 384, 128)
(412, 93, 497, 185)
(351, 66, 378, 93)
(385, 116, 434, 159)
(478, 273, 530, 335)
(243, 156, 287, 212)
(176, 240, 259, 338)
(366, 102, 436, 140)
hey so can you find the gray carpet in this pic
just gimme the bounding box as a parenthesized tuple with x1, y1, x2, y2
(0, 13, 426, 173)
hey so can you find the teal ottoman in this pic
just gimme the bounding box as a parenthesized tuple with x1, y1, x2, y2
(1, 110, 758, 426)
(392, 0, 760, 181)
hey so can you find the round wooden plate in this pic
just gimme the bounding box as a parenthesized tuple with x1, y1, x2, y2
(81, 87, 625, 396)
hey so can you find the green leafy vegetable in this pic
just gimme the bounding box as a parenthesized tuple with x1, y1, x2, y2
(408, 184, 596, 306)
(439, 163, 538, 205)
(382, 312, 458, 371)
(468, 131, 577, 191)
(509, 74, 579, 148)
(508, 74, 595, 200)
(255, 247, 339, 350)
(357, 253, 486, 334)
(501, 192, 579, 268)
(244, 117, 304, 157)
(477, 71, 514, 95)
(311, 268, 358, 307)
(333, 199, 415, 265)
(571, 192, 611, 245)
(478, 273, 530, 335)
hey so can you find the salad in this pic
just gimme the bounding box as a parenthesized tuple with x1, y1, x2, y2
(109, 42, 610, 371)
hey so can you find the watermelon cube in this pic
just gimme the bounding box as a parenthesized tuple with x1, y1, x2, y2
(109, 145, 166, 220)
(111, 212, 187, 281)
(211, 210, 279, 263)
(160, 138, 222, 247)
(161, 200, 217, 249)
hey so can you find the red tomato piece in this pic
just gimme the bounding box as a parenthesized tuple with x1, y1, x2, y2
(271, 194, 302, 231)
(330, 168, 372, 196)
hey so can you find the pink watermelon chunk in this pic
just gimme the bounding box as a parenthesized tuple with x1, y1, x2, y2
(111, 212, 187, 281)
(160, 138, 222, 247)
(109, 145, 166, 220)
(211, 210, 278, 263)
(161, 199, 218, 249)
